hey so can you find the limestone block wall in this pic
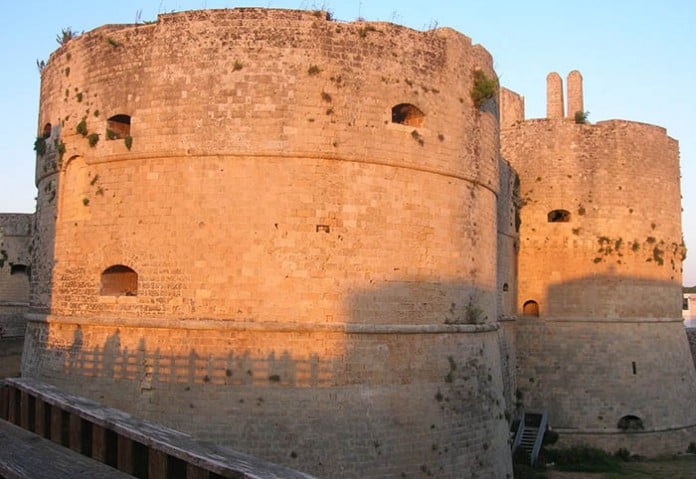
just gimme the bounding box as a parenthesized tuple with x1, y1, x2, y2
(499, 87, 524, 128)
(24, 9, 512, 477)
(496, 159, 519, 418)
(502, 119, 683, 318)
(0, 214, 32, 337)
(502, 116, 696, 453)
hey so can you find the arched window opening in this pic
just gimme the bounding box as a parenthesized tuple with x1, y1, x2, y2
(10, 264, 28, 276)
(548, 209, 571, 222)
(42, 123, 52, 139)
(502, 283, 509, 292)
(100, 265, 138, 296)
(617, 415, 644, 431)
(523, 300, 539, 317)
(106, 114, 131, 140)
(391, 103, 424, 127)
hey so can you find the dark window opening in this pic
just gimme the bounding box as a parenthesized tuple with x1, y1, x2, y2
(683, 298, 689, 310)
(391, 103, 424, 127)
(106, 114, 131, 140)
(502, 283, 509, 292)
(10, 264, 28, 275)
(617, 415, 644, 431)
(100, 264, 138, 296)
(42, 123, 52, 139)
(547, 209, 571, 222)
(523, 300, 539, 317)
(631, 361, 637, 375)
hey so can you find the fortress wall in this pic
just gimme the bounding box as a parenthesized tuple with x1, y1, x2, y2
(34, 8, 501, 324)
(566, 70, 584, 118)
(516, 318, 696, 454)
(546, 72, 564, 119)
(49, 156, 499, 324)
(499, 87, 524, 127)
(502, 115, 696, 453)
(23, 319, 511, 478)
(0, 214, 32, 337)
(496, 159, 519, 417)
(25, 9, 512, 477)
(502, 119, 683, 318)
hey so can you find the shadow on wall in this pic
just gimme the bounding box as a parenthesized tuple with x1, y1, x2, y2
(63, 326, 336, 388)
(528, 273, 682, 319)
(30, 281, 512, 477)
(30, 123, 62, 314)
(57, 281, 500, 387)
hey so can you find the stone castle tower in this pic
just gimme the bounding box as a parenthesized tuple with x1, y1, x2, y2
(6, 7, 695, 477)
(502, 72, 696, 453)
(21, 9, 513, 478)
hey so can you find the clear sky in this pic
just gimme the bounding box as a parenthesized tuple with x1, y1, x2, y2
(1, 0, 695, 284)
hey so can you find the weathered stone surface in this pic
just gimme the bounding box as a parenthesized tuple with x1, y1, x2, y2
(22, 8, 512, 479)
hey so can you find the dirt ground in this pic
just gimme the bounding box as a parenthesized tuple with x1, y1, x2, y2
(543, 455, 696, 479)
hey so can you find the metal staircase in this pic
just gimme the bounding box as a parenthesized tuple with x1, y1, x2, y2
(512, 411, 548, 466)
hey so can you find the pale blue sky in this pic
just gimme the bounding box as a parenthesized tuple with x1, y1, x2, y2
(1, 1, 695, 284)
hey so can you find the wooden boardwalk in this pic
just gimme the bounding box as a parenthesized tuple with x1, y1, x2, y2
(0, 418, 133, 478)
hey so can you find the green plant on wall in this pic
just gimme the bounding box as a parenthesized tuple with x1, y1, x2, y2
(56, 27, 78, 45)
(574, 110, 590, 124)
(54, 139, 66, 165)
(76, 119, 88, 137)
(465, 298, 486, 324)
(470, 69, 498, 109)
(87, 133, 99, 147)
(33, 137, 47, 156)
(124, 135, 133, 150)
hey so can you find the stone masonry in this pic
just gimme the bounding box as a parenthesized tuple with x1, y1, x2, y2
(20, 9, 511, 479)
(502, 75, 696, 455)
(2, 7, 694, 478)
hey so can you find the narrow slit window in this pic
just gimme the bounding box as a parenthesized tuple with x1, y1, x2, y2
(100, 264, 138, 296)
(106, 114, 131, 140)
(391, 103, 424, 127)
(547, 209, 571, 222)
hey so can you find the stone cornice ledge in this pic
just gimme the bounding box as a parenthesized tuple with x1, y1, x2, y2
(520, 316, 683, 324)
(26, 313, 500, 334)
(556, 422, 696, 435)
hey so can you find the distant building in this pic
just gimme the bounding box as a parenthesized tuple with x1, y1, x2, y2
(684, 293, 696, 328)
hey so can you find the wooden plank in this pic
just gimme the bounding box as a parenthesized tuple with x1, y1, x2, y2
(0, 383, 8, 420)
(0, 419, 133, 479)
(186, 463, 210, 479)
(91, 423, 107, 462)
(19, 391, 29, 429)
(149, 448, 168, 479)
(117, 435, 134, 474)
(68, 413, 81, 452)
(6, 377, 318, 479)
(49, 406, 62, 444)
(35, 398, 47, 437)
(7, 386, 18, 425)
